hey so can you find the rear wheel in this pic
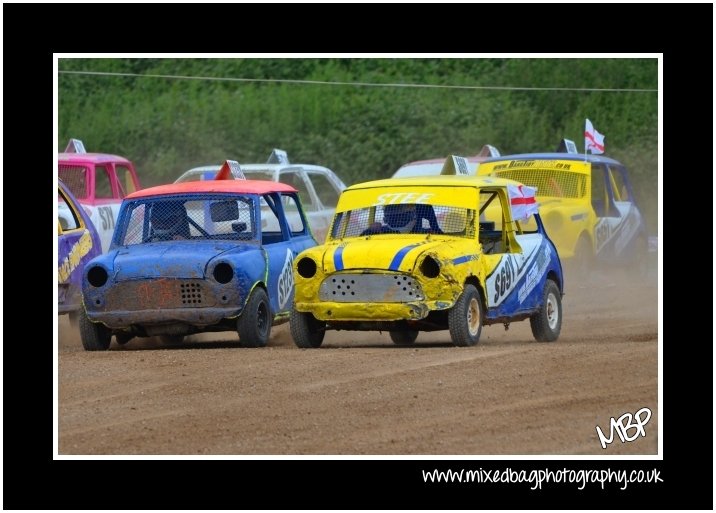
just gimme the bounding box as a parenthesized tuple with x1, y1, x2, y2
(530, 280, 562, 342)
(448, 285, 483, 347)
(290, 309, 325, 348)
(79, 310, 112, 351)
(237, 288, 271, 347)
(570, 235, 593, 277)
(389, 330, 418, 346)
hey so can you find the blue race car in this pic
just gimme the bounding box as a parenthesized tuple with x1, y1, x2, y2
(79, 160, 317, 350)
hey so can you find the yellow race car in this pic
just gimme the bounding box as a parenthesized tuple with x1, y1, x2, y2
(477, 151, 648, 273)
(290, 158, 564, 348)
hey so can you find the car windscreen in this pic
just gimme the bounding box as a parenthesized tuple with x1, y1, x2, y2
(330, 204, 476, 240)
(117, 194, 257, 245)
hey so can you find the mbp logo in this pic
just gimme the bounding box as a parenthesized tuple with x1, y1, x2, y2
(595, 407, 652, 449)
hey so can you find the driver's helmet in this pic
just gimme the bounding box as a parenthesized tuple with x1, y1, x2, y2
(151, 202, 187, 238)
(383, 203, 417, 233)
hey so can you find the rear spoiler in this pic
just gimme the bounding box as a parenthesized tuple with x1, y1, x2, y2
(440, 155, 472, 176)
(64, 138, 87, 154)
(478, 144, 500, 157)
(214, 160, 246, 180)
(555, 138, 578, 154)
(267, 148, 290, 164)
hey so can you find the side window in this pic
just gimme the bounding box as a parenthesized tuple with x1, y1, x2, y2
(279, 171, 313, 211)
(58, 188, 81, 231)
(608, 165, 630, 202)
(261, 193, 288, 244)
(95, 165, 114, 199)
(307, 172, 340, 208)
(281, 194, 306, 235)
(58, 165, 88, 199)
(591, 165, 617, 217)
(479, 190, 508, 254)
(116, 165, 136, 197)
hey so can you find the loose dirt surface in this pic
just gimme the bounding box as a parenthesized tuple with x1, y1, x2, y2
(58, 270, 658, 456)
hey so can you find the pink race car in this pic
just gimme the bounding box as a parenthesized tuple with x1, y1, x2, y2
(58, 139, 142, 252)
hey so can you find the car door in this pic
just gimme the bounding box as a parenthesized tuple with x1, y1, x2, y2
(58, 187, 90, 312)
(480, 188, 547, 319)
(260, 192, 314, 316)
(591, 164, 622, 260)
(605, 164, 644, 259)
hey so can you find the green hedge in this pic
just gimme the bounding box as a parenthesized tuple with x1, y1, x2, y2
(59, 58, 658, 232)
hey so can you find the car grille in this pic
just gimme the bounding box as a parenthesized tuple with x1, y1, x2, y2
(105, 279, 213, 310)
(318, 273, 425, 302)
(180, 282, 203, 305)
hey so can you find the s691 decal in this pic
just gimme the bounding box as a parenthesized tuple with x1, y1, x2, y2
(278, 249, 295, 309)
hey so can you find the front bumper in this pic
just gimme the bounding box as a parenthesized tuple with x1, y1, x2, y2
(294, 299, 455, 322)
(86, 306, 242, 329)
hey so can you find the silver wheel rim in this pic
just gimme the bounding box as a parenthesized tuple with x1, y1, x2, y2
(546, 292, 559, 330)
(467, 297, 480, 336)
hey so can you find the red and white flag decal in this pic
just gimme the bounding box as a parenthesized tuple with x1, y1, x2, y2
(508, 184, 538, 221)
(585, 118, 605, 154)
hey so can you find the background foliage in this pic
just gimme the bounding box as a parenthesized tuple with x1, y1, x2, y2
(58, 58, 658, 232)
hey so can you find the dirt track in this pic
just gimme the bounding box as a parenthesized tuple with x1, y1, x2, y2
(58, 270, 658, 455)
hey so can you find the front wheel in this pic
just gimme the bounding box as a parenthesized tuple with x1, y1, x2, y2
(79, 309, 112, 351)
(530, 279, 562, 342)
(290, 309, 325, 348)
(448, 284, 483, 347)
(389, 330, 418, 346)
(237, 288, 271, 347)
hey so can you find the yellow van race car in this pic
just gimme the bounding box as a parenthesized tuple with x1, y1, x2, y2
(290, 158, 564, 348)
(477, 151, 648, 273)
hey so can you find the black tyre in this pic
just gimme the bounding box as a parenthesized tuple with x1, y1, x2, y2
(570, 235, 593, 277)
(290, 309, 325, 348)
(389, 330, 418, 346)
(79, 309, 112, 351)
(448, 284, 483, 347)
(116, 332, 133, 345)
(159, 334, 184, 345)
(530, 279, 562, 342)
(237, 288, 271, 347)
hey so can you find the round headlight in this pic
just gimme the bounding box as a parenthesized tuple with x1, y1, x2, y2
(419, 255, 440, 278)
(297, 257, 317, 278)
(213, 262, 234, 284)
(87, 266, 109, 288)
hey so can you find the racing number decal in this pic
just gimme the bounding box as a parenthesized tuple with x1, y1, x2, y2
(492, 254, 518, 304)
(99, 206, 115, 231)
(277, 249, 295, 310)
